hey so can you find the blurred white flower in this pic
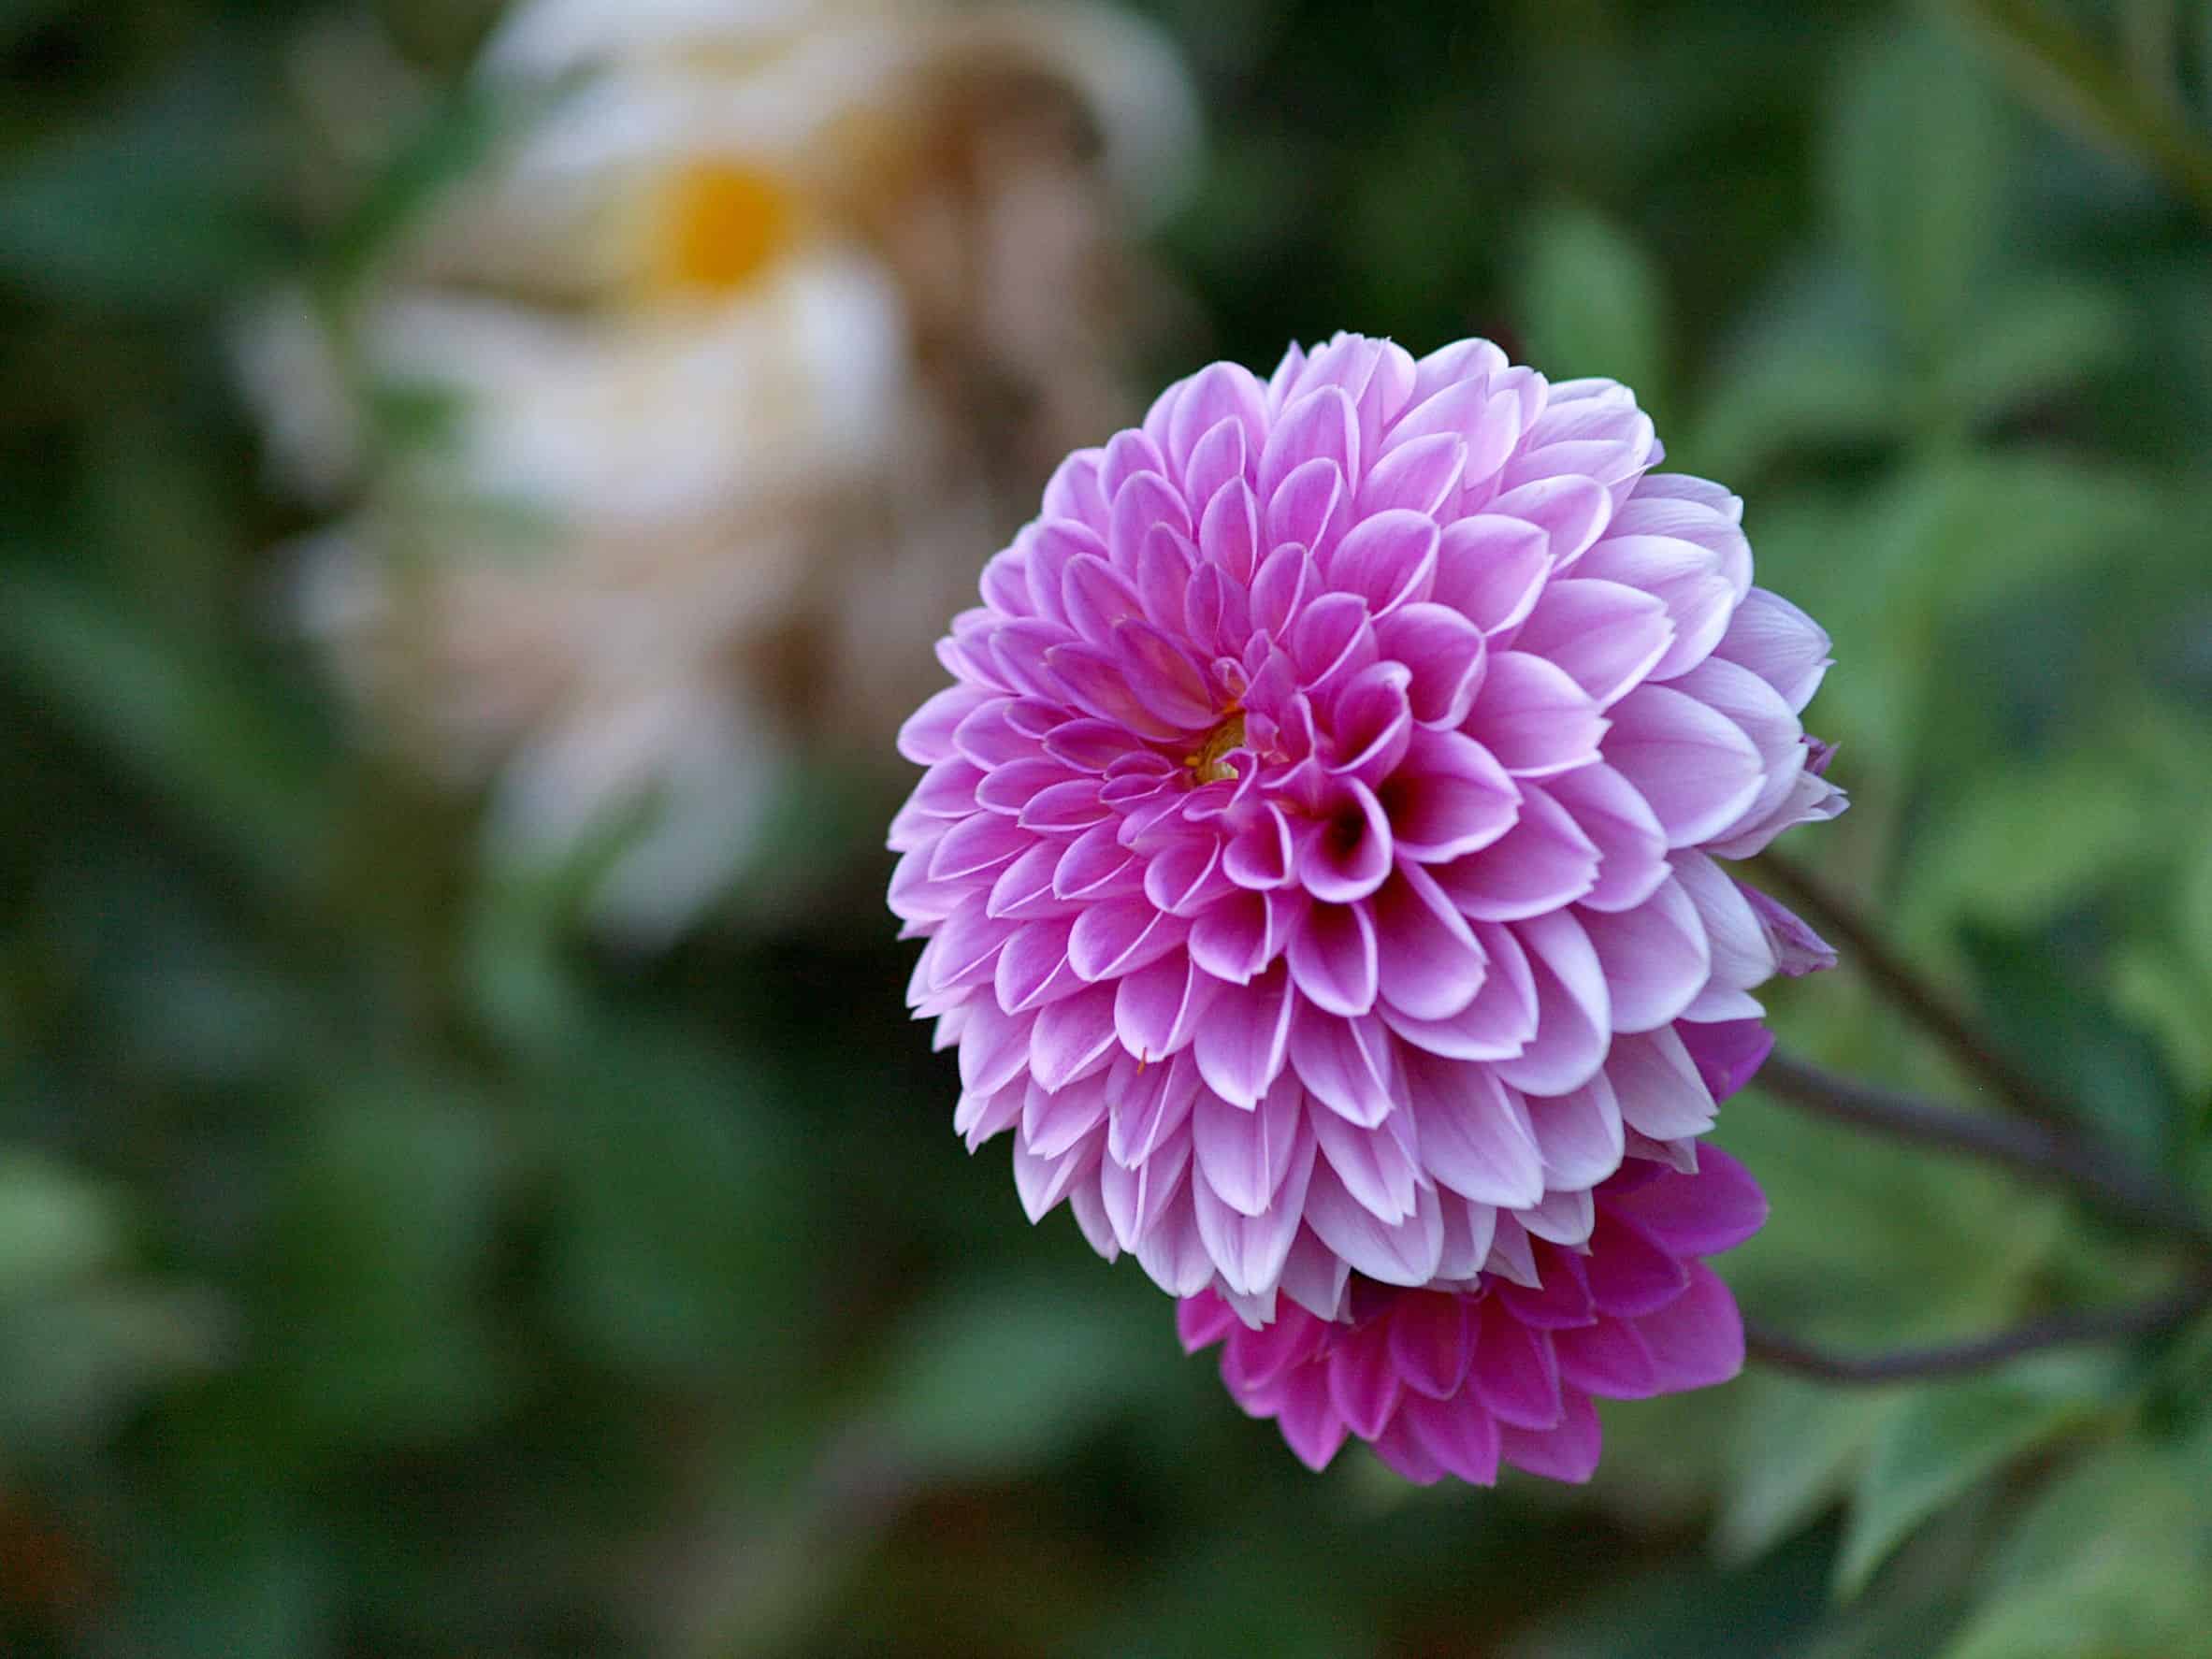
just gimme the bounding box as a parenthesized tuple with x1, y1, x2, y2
(242, 0, 1197, 942)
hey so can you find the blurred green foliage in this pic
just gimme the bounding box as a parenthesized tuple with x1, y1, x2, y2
(4, 0, 2212, 1653)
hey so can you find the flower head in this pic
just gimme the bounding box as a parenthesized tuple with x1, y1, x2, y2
(1176, 1147, 1768, 1484)
(890, 332, 1842, 1320)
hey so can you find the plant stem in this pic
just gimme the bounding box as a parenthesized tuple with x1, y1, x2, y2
(1743, 1273, 2212, 1384)
(1948, 0, 2212, 221)
(1756, 1053, 2212, 1259)
(1752, 850, 2076, 1138)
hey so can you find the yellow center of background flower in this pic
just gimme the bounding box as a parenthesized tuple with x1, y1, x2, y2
(651, 159, 796, 296)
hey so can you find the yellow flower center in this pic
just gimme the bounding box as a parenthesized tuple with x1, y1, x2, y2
(650, 159, 795, 297)
(1185, 711, 1246, 785)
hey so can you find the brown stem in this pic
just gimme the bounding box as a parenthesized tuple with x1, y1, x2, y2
(1752, 850, 2077, 1137)
(1743, 1274, 2212, 1384)
(1757, 1053, 2212, 1259)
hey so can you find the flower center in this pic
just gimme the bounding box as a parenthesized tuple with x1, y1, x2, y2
(651, 159, 795, 297)
(1184, 711, 1246, 785)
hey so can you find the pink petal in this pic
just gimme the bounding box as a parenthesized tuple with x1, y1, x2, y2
(1388, 1292, 1475, 1399)
(1510, 578, 1674, 708)
(1369, 862, 1485, 1020)
(1430, 514, 1550, 634)
(1603, 683, 1765, 847)
(1431, 781, 1599, 921)
(1379, 728, 1520, 861)
(1464, 652, 1608, 779)
(1285, 900, 1381, 1017)
(1401, 1049, 1543, 1207)
(1192, 962, 1297, 1107)
(1326, 509, 1440, 617)
(1494, 910, 1611, 1097)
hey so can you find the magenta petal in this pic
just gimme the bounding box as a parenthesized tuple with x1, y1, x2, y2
(1576, 876, 1711, 1032)
(1369, 862, 1484, 1021)
(1387, 1291, 1474, 1399)
(1401, 1050, 1543, 1206)
(1469, 1299, 1563, 1430)
(1632, 1262, 1745, 1391)
(1296, 779, 1394, 902)
(1285, 901, 1381, 1018)
(1544, 762, 1668, 913)
(1326, 508, 1440, 617)
(1432, 513, 1551, 634)
(1604, 1026, 1719, 1141)
(1266, 457, 1346, 556)
(1583, 1210, 1691, 1317)
(1177, 1290, 1240, 1354)
(1376, 601, 1487, 728)
(1355, 431, 1466, 518)
(1604, 683, 1765, 847)
(1674, 1018, 1773, 1103)
(1494, 911, 1611, 1096)
(1465, 651, 1608, 779)
(898, 685, 995, 764)
(1327, 1331, 1403, 1438)
(1028, 983, 1120, 1090)
(1381, 728, 1520, 862)
(1432, 782, 1599, 922)
(1611, 1146, 1768, 1256)
(1287, 1007, 1400, 1128)
(1510, 577, 1673, 707)
(1193, 1084, 1305, 1217)
(1192, 963, 1297, 1107)
(1302, 1160, 1444, 1285)
(1272, 1366, 1351, 1472)
(1401, 1391, 1502, 1485)
(1496, 1390, 1601, 1483)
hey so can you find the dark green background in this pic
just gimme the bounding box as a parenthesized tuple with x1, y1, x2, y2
(4, 0, 2211, 1653)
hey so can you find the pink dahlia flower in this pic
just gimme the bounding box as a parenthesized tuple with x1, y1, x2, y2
(889, 332, 1840, 1322)
(1177, 1147, 1767, 1483)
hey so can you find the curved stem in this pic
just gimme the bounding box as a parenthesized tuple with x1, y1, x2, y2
(1744, 1274, 2212, 1384)
(1757, 1053, 2212, 1259)
(1752, 851, 2075, 1137)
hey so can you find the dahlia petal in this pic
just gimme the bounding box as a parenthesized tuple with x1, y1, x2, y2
(1574, 533, 1733, 681)
(1277, 1224, 1353, 1322)
(1469, 1299, 1564, 1430)
(1380, 918, 1538, 1062)
(1135, 526, 1197, 635)
(1483, 1215, 1541, 1288)
(1496, 1253, 1595, 1329)
(1381, 729, 1520, 860)
(1168, 363, 1268, 479)
(1028, 983, 1120, 1090)
(1632, 1261, 1745, 1392)
(1142, 836, 1231, 917)
(1610, 1146, 1767, 1257)
(1435, 1188, 1499, 1279)
(1375, 601, 1487, 728)
(1402, 1049, 1544, 1207)
(1294, 778, 1394, 903)
(1012, 1127, 1102, 1222)
(1259, 386, 1359, 504)
(1554, 1319, 1658, 1399)
(1433, 782, 1600, 921)
(1369, 1416, 1447, 1484)
(1016, 776, 1114, 834)
(1249, 541, 1319, 639)
(1021, 1076, 1108, 1160)
(984, 618, 1071, 700)
(1355, 432, 1466, 519)
(1106, 1049, 1202, 1166)
(1583, 1210, 1691, 1317)
(1381, 1292, 1471, 1400)
(1401, 1391, 1503, 1484)
(925, 810, 1030, 884)
(1326, 509, 1440, 617)
(1068, 1181, 1119, 1261)
(1526, 1073, 1625, 1190)
(1287, 1006, 1401, 1128)
(1431, 514, 1551, 635)
(1328, 663, 1415, 786)
(1604, 684, 1764, 847)
(1510, 578, 1674, 708)
(1327, 1328, 1404, 1439)
(1134, 1183, 1216, 1296)
(987, 840, 1069, 920)
(1267, 458, 1347, 558)
(1496, 1390, 1601, 1483)
(1187, 888, 1278, 985)
(1487, 474, 1612, 570)
(1101, 428, 1169, 499)
(1465, 652, 1608, 779)
(1051, 820, 1140, 901)
(1742, 883, 1838, 977)
(1517, 1182, 1595, 1248)
(1370, 861, 1485, 1021)
(1576, 876, 1712, 1032)
(1193, 1132, 1315, 1296)
(1193, 1083, 1306, 1217)
(1494, 911, 1611, 1096)
(898, 685, 996, 765)
(1224, 801, 1297, 890)
(1102, 1132, 1189, 1253)
(1604, 1026, 1718, 1141)
(1670, 852, 1777, 1012)
(1061, 551, 1144, 644)
(1177, 1289, 1241, 1354)
(995, 918, 1080, 1013)
(1714, 586, 1831, 714)
(1544, 762, 1669, 913)
(1112, 616, 1219, 729)
(953, 1081, 1022, 1148)
(1303, 1161, 1445, 1285)
(1068, 896, 1184, 982)
(1272, 1367, 1351, 1472)
(1610, 480, 1751, 599)
(1285, 901, 1381, 1017)
(1108, 469, 1191, 572)
(909, 758, 985, 818)
(1674, 1017, 1772, 1104)
(1192, 962, 1296, 1107)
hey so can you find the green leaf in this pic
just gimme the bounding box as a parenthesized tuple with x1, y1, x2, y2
(1687, 324, 1903, 480)
(0, 1153, 123, 1302)
(1939, 1440, 2207, 1658)
(1903, 753, 2149, 932)
(1512, 203, 1670, 419)
(1718, 1375, 1900, 1565)
(1826, 26, 2013, 356)
(1935, 279, 2130, 426)
(1835, 1364, 2106, 1597)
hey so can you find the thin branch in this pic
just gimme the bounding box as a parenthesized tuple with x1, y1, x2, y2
(1948, 0, 2212, 222)
(1752, 851, 2076, 1138)
(1757, 1052, 2212, 1260)
(1744, 1274, 2212, 1384)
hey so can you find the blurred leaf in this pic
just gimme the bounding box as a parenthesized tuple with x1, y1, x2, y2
(0, 1152, 122, 1302)
(876, 1274, 1167, 1478)
(1959, 921, 2183, 1163)
(1935, 278, 2129, 426)
(0, 55, 280, 309)
(2109, 945, 2212, 1103)
(1688, 325, 1902, 480)
(1939, 1438, 2207, 1658)
(1835, 1363, 2108, 1596)
(1718, 1375, 1899, 1565)
(0, 570, 325, 895)
(1827, 26, 2012, 356)
(1903, 753, 2148, 931)
(1512, 203, 1670, 417)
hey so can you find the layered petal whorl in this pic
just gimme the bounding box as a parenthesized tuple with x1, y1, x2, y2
(889, 332, 1841, 1321)
(1177, 1149, 1769, 1483)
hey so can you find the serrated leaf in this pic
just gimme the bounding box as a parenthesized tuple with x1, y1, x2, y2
(1835, 1367, 2104, 1597)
